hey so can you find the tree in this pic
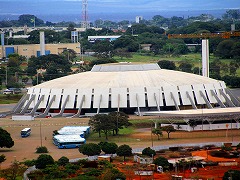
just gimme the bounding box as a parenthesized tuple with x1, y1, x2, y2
(152, 128, 163, 140)
(153, 156, 170, 170)
(157, 60, 176, 70)
(188, 119, 198, 131)
(229, 61, 240, 76)
(113, 48, 132, 59)
(42, 164, 68, 179)
(99, 142, 118, 154)
(178, 61, 193, 73)
(222, 9, 240, 20)
(108, 111, 131, 136)
(113, 35, 139, 52)
(18, 14, 44, 27)
(28, 29, 59, 44)
(92, 40, 114, 60)
(60, 49, 77, 63)
(209, 60, 222, 79)
(142, 147, 156, 157)
(116, 144, 132, 162)
(222, 170, 240, 180)
(174, 44, 189, 55)
(231, 42, 240, 59)
(161, 125, 176, 139)
(215, 39, 234, 59)
(0, 159, 26, 180)
(89, 114, 115, 140)
(102, 168, 126, 180)
(27, 54, 72, 82)
(0, 128, 14, 148)
(35, 154, 55, 169)
(78, 143, 101, 156)
(6, 53, 25, 89)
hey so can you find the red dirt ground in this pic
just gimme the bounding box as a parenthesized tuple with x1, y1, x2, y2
(116, 149, 240, 180)
(0, 114, 240, 179)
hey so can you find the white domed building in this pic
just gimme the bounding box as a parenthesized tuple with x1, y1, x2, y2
(13, 63, 240, 120)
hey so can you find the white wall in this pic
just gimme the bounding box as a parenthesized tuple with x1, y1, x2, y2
(162, 122, 239, 132)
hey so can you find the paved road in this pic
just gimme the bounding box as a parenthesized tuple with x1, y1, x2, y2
(0, 104, 16, 113)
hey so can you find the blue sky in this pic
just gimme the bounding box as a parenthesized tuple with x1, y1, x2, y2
(0, 0, 239, 21)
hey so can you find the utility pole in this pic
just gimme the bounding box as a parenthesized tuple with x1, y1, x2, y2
(40, 120, 42, 147)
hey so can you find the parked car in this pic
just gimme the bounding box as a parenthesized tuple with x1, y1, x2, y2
(3, 88, 22, 94)
(3, 89, 14, 94)
(0, 114, 7, 118)
(8, 88, 22, 94)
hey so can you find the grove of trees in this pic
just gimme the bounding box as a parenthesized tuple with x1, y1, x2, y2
(1, 10, 240, 90)
(88, 112, 131, 140)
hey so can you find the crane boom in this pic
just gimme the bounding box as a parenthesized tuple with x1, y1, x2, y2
(168, 31, 240, 39)
(167, 31, 240, 77)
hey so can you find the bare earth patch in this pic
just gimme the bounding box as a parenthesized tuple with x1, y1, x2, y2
(0, 114, 239, 170)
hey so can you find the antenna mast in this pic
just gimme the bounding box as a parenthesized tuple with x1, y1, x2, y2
(81, 0, 90, 29)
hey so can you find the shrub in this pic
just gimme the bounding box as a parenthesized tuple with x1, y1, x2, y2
(156, 149, 166, 154)
(153, 156, 170, 170)
(202, 144, 216, 150)
(57, 156, 69, 166)
(84, 168, 102, 177)
(221, 145, 233, 151)
(210, 150, 229, 157)
(236, 143, 240, 149)
(36, 146, 48, 153)
(168, 152, 181, 158)
(27, 170, 44, 179)
(169, 147, 181, 151)
(23, 159, 36, 167)
(223, 170, 240, 180)
(35, 154, 54, 169)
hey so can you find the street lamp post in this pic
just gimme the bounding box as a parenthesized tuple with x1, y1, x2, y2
(40, 120, 42, 147)
(5, 66, 7, 86)
(36, 69, 42, 85)
(231, 119, 233, 142)
(151, 122, 153, 147)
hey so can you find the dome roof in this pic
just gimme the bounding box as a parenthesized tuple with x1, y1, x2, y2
(35, 63, 221, 89)
(15, 63, 233, 117)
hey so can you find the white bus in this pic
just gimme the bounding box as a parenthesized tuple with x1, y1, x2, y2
(57, 129, 85, 138)
(21, 128, 31, 137)
(53, 135, 86, 149)
(59, 126, 91, 134)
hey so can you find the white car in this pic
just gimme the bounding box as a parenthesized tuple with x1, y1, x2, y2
(3, 89, 14, 94)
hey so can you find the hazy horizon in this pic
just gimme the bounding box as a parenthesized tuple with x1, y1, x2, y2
(0, 0, 239, 22)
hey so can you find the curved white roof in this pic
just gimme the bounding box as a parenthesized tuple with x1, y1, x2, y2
(16, 63, 234, 117)
(34, 64, 221, 89)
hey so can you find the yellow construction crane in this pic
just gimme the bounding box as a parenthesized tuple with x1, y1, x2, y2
(167, 31, 240, 77)
(168, 31, 240, 39)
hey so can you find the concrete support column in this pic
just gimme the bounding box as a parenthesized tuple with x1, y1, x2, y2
(209, 122, 212, 130)
(40, 31, 45, 56)
(1, 32, 4, 58)
(202, 39, 209, 77)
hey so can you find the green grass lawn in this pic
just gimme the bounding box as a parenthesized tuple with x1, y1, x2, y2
(113, 52, 203, 64)
(0, 94, 23, 104)
(87, 126, 135, 143)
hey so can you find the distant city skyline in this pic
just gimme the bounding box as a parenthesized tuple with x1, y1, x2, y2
(0, 0, 239, 22)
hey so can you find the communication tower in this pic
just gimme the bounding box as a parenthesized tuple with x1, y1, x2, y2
(81, 0, 90, 29)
